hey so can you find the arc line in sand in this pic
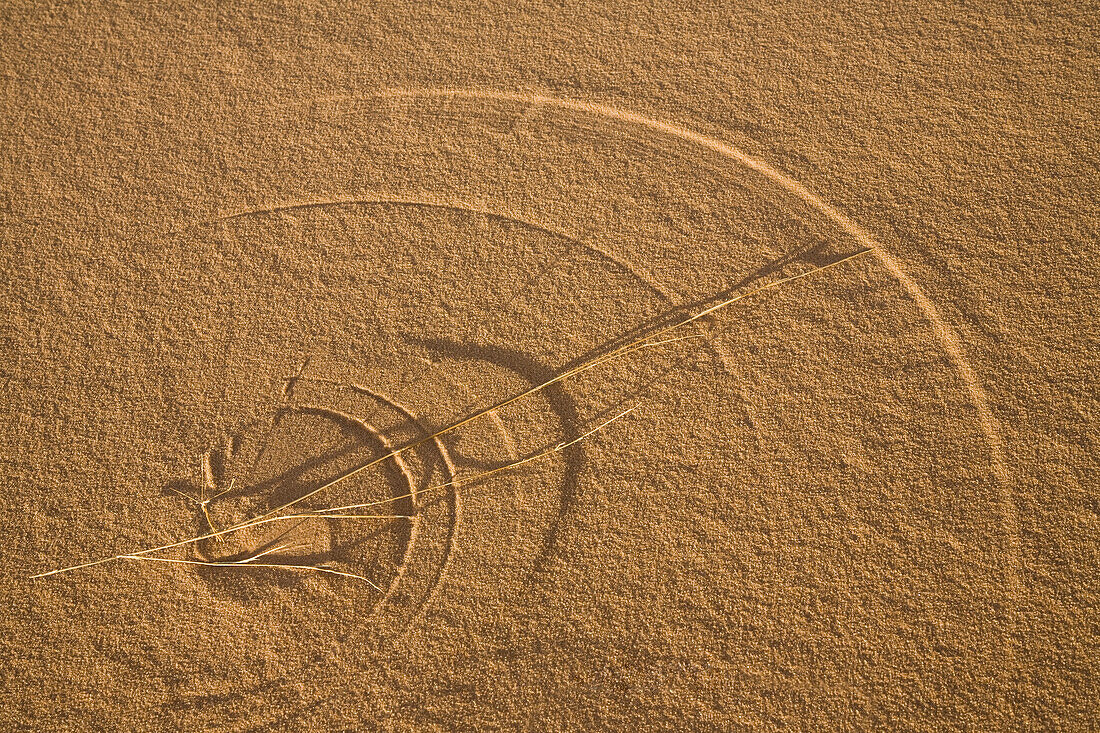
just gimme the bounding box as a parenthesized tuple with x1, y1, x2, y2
(351, 88, 1021, 598)
(236, 90, 1021, 669)
(283, 90, 1018, 562)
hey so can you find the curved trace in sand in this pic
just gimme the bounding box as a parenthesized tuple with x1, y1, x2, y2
(214, 195, 577, 246)
(284, 89, 1020, 574)
(235, 89, 1020, 650)
(431, 90, 1022, 684)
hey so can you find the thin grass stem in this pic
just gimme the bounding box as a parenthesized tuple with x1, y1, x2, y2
(118, 554, 384, 591)
(224, 250, 870, 531)
(31, 251, 869, 580)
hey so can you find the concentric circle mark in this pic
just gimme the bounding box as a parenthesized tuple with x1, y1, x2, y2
(131, 89, 1020, 728)
(193, 369, 466, 642)
(208, 196, 742, 586)
(304, 88, 1019, 621)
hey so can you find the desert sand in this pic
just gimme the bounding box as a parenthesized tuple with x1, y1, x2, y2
(1, 3, 1096, 731)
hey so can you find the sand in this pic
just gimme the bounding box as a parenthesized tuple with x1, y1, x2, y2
(1, 2, 1096, 731)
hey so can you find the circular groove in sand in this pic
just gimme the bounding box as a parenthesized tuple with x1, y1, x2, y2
(198, 92, 1022, 718)
(295, 89, 1020, 614)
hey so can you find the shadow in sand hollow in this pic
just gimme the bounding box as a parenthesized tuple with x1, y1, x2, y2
(163, 407, 419, 601)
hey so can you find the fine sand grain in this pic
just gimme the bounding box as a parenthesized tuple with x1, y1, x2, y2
(2, 3, 1096, 731)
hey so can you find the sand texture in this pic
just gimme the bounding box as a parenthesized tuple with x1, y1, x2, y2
(1, 3, 1096, 731)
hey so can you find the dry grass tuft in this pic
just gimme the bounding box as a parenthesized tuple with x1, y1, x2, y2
(31, 249, 870, 586)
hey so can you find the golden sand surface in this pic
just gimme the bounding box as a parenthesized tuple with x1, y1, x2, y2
(1, 3, 1096, 730)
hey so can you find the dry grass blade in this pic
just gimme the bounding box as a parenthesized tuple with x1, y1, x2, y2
(222, 249, 872, 531)
(237, 543, 307, 563)
(28, 515, 411, 579)
(31, 250, 869, 580)
(28, 409, 631, 580)
(118, 554, 385, 592)
(314, 405, 636, 516)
